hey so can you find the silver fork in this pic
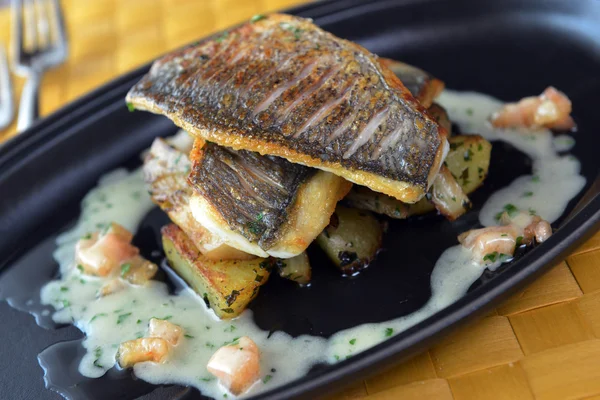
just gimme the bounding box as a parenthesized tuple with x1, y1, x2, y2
(12, 0, 68, 132)
(0, 44, 14, 131)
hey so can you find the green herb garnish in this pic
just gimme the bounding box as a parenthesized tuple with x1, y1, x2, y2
(90, 313, 107, 323)
(463, 149, 474, 161)
(120, 263, 131, 277)
(263, 375, 273, 384)
(126, 102, 135, 112)
(516, 236, 524, 247)
(117, 312, 132, 325)
(349, 338, 356, 345)
(385, 328, 394, 337)
(250, 14, 266, 23)
(483, 252, 498, 263)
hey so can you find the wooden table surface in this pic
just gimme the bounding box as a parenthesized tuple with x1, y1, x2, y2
(2, 1, 600, 399)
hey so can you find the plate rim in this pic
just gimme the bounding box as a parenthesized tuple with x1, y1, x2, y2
(0, 0, 599, 399)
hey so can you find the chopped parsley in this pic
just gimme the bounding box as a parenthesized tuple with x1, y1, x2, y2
(496, 203, 518, 221)
(126, 102, 135, 112)
(516, 236, 524, 247)
(81, 233, 92, 240)
(466, 108, 474, 116)
(529, 208, 537, 216)
(120, 263, 131, 277)
(221, 308, 235, 314)
(385, 328, 394, 337)
(263, 374, 273, 384)
(463, 148, 474, 161)
(483, 252, 498, 263)
(60, 286, 69, 292)
(77, 264, 84, 273)
(522, 191, 534, 197)
(280, 22, 303, 39)
(224, 325, 236, 333)
(250, 14, 266, 23)
(90, 313, 107, 323)
(184, 334, 195, 339)
(449, 141, 463, 151)
(199, 377, 213, 382)
(531, 175, 540, 183)
(116, 312, 132, 325)
(61, 299, 71, 308)
(349, 338, 356, 345)
(93, 347, 103, 368)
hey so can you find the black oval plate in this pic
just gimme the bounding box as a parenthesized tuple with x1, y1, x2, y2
(1, 0, 600, 399)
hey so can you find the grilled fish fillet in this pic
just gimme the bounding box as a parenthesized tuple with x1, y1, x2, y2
(126, 14, 448, 203)
(188, 139, 352, 258)
(143, 138, 255, 261)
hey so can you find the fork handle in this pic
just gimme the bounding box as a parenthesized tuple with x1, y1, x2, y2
(16, 69, 42, 133)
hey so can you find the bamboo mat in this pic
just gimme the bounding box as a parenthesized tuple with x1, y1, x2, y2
(1, 1, 600, 399)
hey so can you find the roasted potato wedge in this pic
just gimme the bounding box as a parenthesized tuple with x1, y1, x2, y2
(162, 224, 271, 319)
(345, 135, 491, 218)
(343, 186, 411, 219)
(444, 134, 492, 195)
(316, 206, 382, 274)
(276, 252, 311, 285)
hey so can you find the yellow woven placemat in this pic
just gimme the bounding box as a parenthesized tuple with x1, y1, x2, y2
(1, 1, 600, 399)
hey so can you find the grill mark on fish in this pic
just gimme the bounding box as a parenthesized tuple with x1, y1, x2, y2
(324, 87, 368, 145)
(343, 106, 390, 159)
(296, 82, 353, 138)
(127, 14, 447, 202)
(189, 142, 315, 249)
(372, 117, 412, 160)
(252, 59, 318, 117)
(275, 62, 341, 123)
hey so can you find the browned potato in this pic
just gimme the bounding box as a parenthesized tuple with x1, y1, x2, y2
(316, 206, 382, 274)
(444, 134, 492, 195)
(276, 252, 311, 285)
(344, 135, 491, 218)
(161, 224, 271, 319)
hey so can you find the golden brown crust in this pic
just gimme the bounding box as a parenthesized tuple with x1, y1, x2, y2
(127, 14, 447, 203)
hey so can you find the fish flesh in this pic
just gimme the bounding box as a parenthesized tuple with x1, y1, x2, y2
(379, 58, 445, 108)
(126, 14, 448, 203)
(143, 138, 254, 261)
(188, 138, 352, 258)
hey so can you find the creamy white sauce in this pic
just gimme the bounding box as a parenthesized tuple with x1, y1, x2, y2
(41, 167, 327, 399)
(437, 90, 586, 227)
(39, 90, 587, 398)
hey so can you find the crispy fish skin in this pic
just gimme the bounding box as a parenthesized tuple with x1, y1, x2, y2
(127, 14, 448, 203)
(188, 139, 352, 258)
(143, 138, 254, 261)
(189, 139, 314, 249)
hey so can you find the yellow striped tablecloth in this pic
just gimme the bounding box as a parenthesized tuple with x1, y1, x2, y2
(1, 1, 600, 399)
